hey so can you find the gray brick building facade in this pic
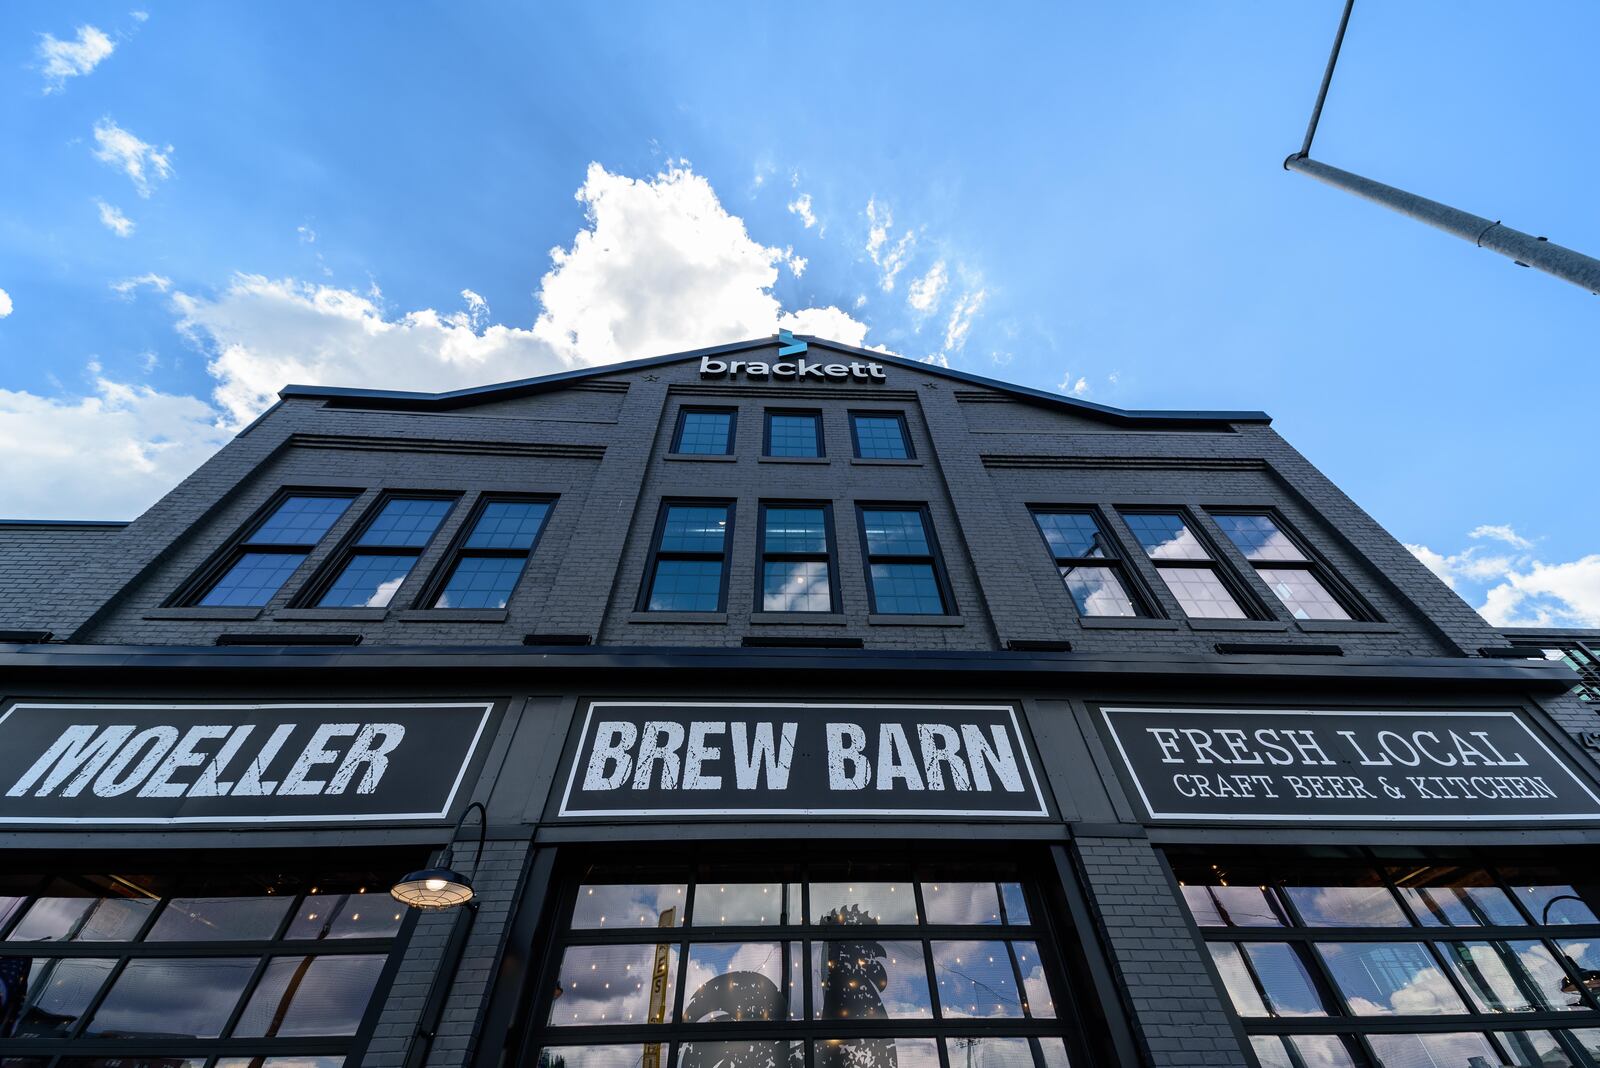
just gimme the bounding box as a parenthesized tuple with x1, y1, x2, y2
(1, 335, 1597, 1068)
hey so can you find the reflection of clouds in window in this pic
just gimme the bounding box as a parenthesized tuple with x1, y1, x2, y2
(921, 883, 1000, 925)
(1365, 1032, 1499, 1067)
(536, 1044, 656, 1068)
(1209, 944, 1267, 1017)
(945, 1036, 1032, 1068)
(1181, 885, 1287, 928)
(812, 940, 930, 1019)
(1509, 878, 1600, 925)
(6, 956, 115, 1037)
(1035, 1037, 1071, 1068)
(999, 884, 1029, 925)
(85, 956, 257, 1037)
(1317, 943, 1466, 1016)
(1397, 880, 1523, 927)
(571, 884, 686, 929)
(811, 884, 916, 925)
(819, 1037, 940, 1068)
(678, 1039, 803, 1068)
(1014, 942, 1054, 1018)
(930, 941, 1021, 1019)
(1445, 940, 1582, 1013)
(693, 885, 783, 926)
(1284, 885, 1408, 927)
(551, 944, 679, 1026)
(1251, 1036, 1357, 1068)
(683, 943, 795, 1022)
(7, 899, 95, 942)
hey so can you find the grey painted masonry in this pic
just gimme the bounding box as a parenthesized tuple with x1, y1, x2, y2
(1, 335, 1595, 1068)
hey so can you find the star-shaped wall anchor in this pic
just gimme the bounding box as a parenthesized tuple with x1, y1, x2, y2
(923, 381, 940, 390)
(643, 374, 660, 382)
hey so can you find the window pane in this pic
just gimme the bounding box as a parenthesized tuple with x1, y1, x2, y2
(818, 1038, 939, 1068)
(1060, 566, 1138, 617)
(678, 1041, 803, 1068)
(1366, 1033, 1500, 1068)
(1208, 943, 1268, 1016)
(1389, 866, 1524, 927)
(812, 883, 918, 925)
(853, 416, 908, 459)
(537, 1047, 658, 1068)
(550, 944, 679, 1025)
(317, 553, 416, 608)
(85, 956, 256, 1037)
(870, 564, 944, 615)
(2, 957, 115, 1037)
(436, 554, 526, 609)
(1013, 941, 1054, 1018)
(1316, 942, 1467, 1015)
(286, 893, 405, 940)
(1557, 938, 1600, 1006)
(763, 561, 832, 612)
(78, 898, 156, 941)
(1253, 1036, 1357, 1068)
(1249, 1037, 1293, 1068)
(1034, 513, 1111, 559)
(1212, 514, 1307, 562)
(692, 884, 785, 927)
(62, 1059, 207, 1068)
(999, 883, 1030, 925)
(356, 498, 452, 548)
(649, 560, 724, 612)
(6, 898, 94, 942)
(660, 506, 729, 552)
(767, 414, 821, 457)
(1571, 1030, 1600, 1060)
(1283, 870, 1409, 927)
(862, 511, 929, 555)
(944, 1038, 1032, 1068)
(683, 942, 795, 1022)
(1256, 568, 1351, 621)
(214, 1060, 344, 1068)
(146, 896, 291, 941)
(233, 954, 386, 1036)
(1124, 514, 1211, 560)
(922, 882, 1002, 925)
(1440, 940, 1583, 1013)
(251, 496, 352, 546)
(677, 411, 734, 455)
(1241, 942, 1330, 1017)
(930, 940, 1023, 1018)
(571, 884, 687, 930)
(199, 552, 306, 607)
(812, 940, 931, 1019)
(1502, 868, 1600, 925)
(1497, 1030, 1576, 1068)
(1037, 1038, 1072, 1068)
(1158, 566, 1247, 619)
(465, 500, 551, 550)
(1178, 884, 1289, 928)
(764, 508, 827, 554)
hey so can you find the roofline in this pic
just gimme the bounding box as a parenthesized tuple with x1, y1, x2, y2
(279, 335, 1272, 428)
(0, 520, 131, 529)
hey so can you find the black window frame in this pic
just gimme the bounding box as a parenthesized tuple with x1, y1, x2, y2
(763, 410, 825, 459)
(638, 498, 736, 613)
(1028, 506, 1158, 619)
(1118, 507, 1269, 621)
(671, 407, 738, 457)
(1508, 635, 1600, 705)
(172, 488, 360, 607)
(293, 491, 459, 609)
(856, 503, 955, 616)
(849, 411, 915, 460)
(1207, 508, 1378, 623)
(755, 501, 840, 614)
(415, 493, 557, 610)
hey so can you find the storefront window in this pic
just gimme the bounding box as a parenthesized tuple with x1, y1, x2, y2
(530, 863, 1085, 1068)
(1172, 853, 1600, 1066)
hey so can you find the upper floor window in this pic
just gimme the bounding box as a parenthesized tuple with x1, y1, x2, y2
(191, 493, 354, 607)
(765, 411, 823, 458)
(427, 497, 554, 609)
(311, 496, 455, 608)
(672, 408, 736, 455)
(760, 503, 836, 612)
(1211, 512, 1362, 621)
(1031, 509, 1148, 618)
(1122, 511, 1255, 620)
(642, 502, 732, 612)
(851, 412, 912, 460)
(859, 506, 952, 615)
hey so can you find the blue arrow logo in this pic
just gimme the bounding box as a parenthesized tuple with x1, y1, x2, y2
(777, 329, 807, 357)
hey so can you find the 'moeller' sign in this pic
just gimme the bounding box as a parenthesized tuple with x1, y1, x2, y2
(558, 702, 1050, 818)
(0, 702, 493, 825)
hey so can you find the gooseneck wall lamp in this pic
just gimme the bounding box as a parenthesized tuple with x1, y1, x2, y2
(391, 800, 488, 910)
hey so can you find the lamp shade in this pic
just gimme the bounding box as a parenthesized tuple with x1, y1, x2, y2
(391, 866, 475, 910)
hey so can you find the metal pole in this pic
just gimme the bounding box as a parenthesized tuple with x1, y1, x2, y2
(1284, 155, 1600, 295)
(1299, 0, 1355, 158)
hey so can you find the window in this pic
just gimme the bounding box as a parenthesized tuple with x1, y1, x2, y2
(859, 507, 952, 615)
(673, 409, 736, 456)
(1512, 639, 1600, 705)
(425, 497, 554, 609)
(1211, 512, 1364, 622)
(764, 411, 823, 458)
(188, 493, 355, 607)
(309, 496, 455, 608)
(523, 858, 1095, 1068)
(1173, 853, 1600, 1067)
(1121, 511, 1256, 620)
(851, 413, 912, 460)
(642, 502, 733, 612)
(0, 859, 412, 1062)
(1030, 509, 1149, 618)
(759, 504, 837, 612)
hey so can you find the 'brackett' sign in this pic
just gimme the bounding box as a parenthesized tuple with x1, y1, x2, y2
(1099, 706, 1600, 823)
(0, 702, 494, 825)
(558, 702, 1050, 818)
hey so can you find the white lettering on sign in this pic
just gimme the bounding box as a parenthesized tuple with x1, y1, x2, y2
(699, 355, 887, 382)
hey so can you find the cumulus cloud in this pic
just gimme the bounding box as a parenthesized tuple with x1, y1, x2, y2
(0, 288, 12, 318)
(865, 198, 916, 292)
(96, 199, 135, 237)
(1406, 531, 1600, 627)
(907, 260, 948, 314)
(778, 306, 868, 348)
(110, 273, 172, 296)
(1056, 372, 1089, 397)
(92, 118, 173, 197)
(1470, 524, 1533, 550)
(38, 25, 115, 92)
(787, 192, 816, 229)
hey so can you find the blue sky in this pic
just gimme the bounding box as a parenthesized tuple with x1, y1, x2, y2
(1, 2, 1596, 626)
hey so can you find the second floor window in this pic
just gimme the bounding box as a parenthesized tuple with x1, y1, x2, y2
(1031, 509, 1148, 618)
(428, 498, 554, 609)
(1211, 512, 1359, 621)
(859, 506, 951, 615)
(851, 412, 912, 459)
(673, 408, 735, 455)
(312, 496, 455, 608)
(765, 411, 823, 457)
(192, 493, 354, 607)
(643, 502, 732, 612)
(760, 503, 836, 612)
(1122, 511, 1254, 620)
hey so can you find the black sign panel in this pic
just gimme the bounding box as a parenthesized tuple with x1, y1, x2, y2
(0, 702, 495, 826)
(1100, 706, 1600, 824)
(558, 702, 1050, 818)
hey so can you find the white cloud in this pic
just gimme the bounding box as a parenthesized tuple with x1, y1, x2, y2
(1469, 524, 1533, 550)
(1403, 543, 1457, 590)
(1406, 533, 1600, 627)
(38, 25, 115, 93)
(1056, 372, 1089, 396)
(787, 192, 816, 229)
(0, 288, 12, 318)
(944, 288, 986, 354)
(297, 224, 316, 244)
(919, 353, 950, 368)
(131, 10, 149, 22)
(865, 197, 916, 292)
(110, 273, 172, 296)
(907, 260, 948, 314)
(92, 118, 173, 197)
(780, 307, 869, 348)
(96, 199, 135, 237)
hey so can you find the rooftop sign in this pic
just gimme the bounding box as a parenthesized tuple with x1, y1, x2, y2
(699, 330, 886, 382)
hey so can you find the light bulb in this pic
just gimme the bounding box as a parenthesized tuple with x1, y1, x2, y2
(424, 878, 448, 892)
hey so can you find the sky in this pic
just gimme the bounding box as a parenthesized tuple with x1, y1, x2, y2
(1, 2, 1596, 628)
